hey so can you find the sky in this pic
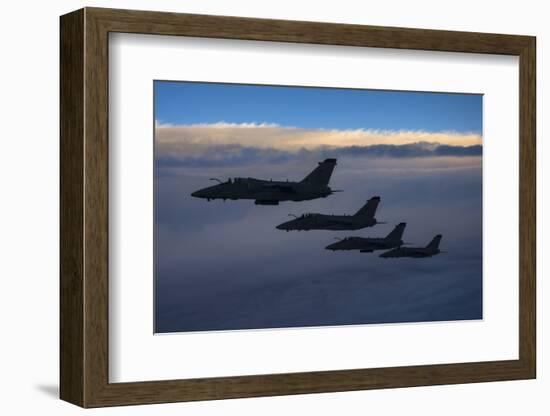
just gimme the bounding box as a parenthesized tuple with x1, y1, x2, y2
(155, 81, 482, 133)
(154, 81, 483, 333)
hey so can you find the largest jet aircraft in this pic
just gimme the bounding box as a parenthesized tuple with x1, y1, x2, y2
(191, 158, 339, 205)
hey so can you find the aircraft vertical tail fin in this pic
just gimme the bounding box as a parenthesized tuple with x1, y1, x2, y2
(426, 234, 442, 250)
(354, 196, 380, 218)
(386, 222, 406, 240)
(300, 158, 337, 186)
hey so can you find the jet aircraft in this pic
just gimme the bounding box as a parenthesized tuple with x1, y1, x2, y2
(276, 196, 382, 231)
(191, 158, 339, 205)
(379, 234, 444, 258)
(325, 222, 407, 252)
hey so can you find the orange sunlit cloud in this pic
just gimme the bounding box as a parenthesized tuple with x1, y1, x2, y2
(155, 122, 482, 158)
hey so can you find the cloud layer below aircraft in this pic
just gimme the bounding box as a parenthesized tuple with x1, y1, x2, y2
(155, 151, 482, 332)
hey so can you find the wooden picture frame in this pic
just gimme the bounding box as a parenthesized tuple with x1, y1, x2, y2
(60, 7, 536, 408)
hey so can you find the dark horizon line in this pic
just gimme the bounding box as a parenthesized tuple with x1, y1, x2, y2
(155, 142, 482, 169)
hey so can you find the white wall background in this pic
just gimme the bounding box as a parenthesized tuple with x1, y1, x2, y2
(0, 0, 545, 414)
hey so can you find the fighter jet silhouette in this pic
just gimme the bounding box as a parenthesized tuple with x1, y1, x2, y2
(380, 234, 444, 258)
(325, 223, 407, 252)
(276, 196, 382, 231)
(191, 159, 339, 205)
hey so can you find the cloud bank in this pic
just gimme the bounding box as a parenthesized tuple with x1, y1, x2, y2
(155, 122, 482, 167)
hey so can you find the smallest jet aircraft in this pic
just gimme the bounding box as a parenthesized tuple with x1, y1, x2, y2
(379, 234, 444, 258)
(276, 196, 382, 231)
(325, 222, 407, 252)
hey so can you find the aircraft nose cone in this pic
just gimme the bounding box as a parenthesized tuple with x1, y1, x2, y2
(276, 220, 293, 230)
(191, 189, 207, 198)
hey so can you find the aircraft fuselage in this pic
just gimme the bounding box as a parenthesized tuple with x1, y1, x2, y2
(325, 237, 403, 252)
(191, 178, 333, 205)
(379, 247, 440, 258)
(277, 214, 377, 231)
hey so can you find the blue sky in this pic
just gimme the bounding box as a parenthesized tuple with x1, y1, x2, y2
(154, 81, 483, 133)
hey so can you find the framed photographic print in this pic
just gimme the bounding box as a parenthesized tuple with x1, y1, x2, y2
(60, 7, 536, 408)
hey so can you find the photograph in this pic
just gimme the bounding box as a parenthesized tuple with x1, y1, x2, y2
(153, 81, 483, 333)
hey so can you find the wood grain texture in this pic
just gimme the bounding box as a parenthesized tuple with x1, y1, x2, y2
(59, 8, 84, 407)
(518, 38, 536, 375)
(88, 7, 532, 54)
(59, 7, 537, 408)
(83, 10, 110, 406)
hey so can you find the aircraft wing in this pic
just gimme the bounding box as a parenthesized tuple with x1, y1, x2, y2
(406, 249, 428, 255)
(260, 183, 295, 193)
(363, 242, 384, 249)
(359, 240, 390, 250)
(322, 217, 354, 226)
(358, 241, 384, 252)
(326, 220, 351, 226)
